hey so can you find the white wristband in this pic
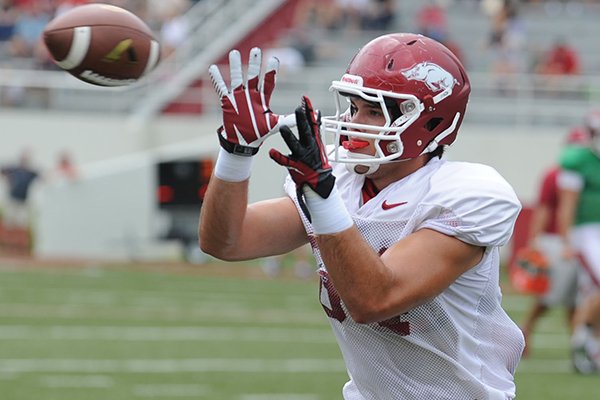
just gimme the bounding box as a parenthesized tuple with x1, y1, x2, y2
(303, 186, 354, 235)
(214, 148, 254, 182)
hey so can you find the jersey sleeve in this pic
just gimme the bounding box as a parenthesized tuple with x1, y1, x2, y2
(416, 163, 522, 247)
(558, 169, 584, 192)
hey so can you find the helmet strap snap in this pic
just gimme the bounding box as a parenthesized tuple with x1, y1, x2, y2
(423, 95, 436, 112)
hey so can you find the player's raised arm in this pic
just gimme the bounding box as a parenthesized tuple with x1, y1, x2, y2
(199, 48, 305, 261)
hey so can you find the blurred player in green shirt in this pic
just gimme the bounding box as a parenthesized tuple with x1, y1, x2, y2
(558, 112, 600, 374)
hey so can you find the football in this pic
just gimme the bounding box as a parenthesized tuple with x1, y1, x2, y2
(43, 3, 160, 87)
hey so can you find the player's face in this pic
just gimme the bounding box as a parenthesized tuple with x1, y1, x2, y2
(345, 97, 388, 156)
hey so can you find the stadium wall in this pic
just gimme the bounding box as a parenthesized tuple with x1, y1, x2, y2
(0, 110, 564, 261)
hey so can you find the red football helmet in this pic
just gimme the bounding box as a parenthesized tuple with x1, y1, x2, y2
(584, 110, 600, 154)
(321, 33, 471, 168)
(585, 109, 600, 133)
(564, 126, 589, 146)
(582, 109, 600, 155)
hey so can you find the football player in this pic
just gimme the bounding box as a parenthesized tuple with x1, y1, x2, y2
(558, 111, 600, 374)
(200, 33, 523, 398)
(520, 129, 587, 357)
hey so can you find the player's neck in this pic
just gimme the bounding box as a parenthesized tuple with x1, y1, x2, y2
(367, 155, 429, 191)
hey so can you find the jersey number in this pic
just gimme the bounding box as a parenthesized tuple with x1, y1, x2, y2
(319, 270, 410, 336)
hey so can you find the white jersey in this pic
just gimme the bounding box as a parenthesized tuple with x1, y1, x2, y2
(284, 157, 523, 400)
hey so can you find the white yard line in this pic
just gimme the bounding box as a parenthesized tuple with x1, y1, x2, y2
(0, 324, 573, 349)
(0, 303, 323, 324)
(132, 384, 210, 397)
(516, 359, 574, 374)
(0, 358, 574, 376)
(0, 358, 346, 374)
(240, 395, 320, 400)
(40, 374, 114, 388)
(0, 325, 335, 343)
(0, 357, 578, 375)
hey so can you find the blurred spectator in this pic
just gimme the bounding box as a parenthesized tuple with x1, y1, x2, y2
(157, 0, 190, 58)
(331, 0, 370, 30)
(532, 38, 581, 97)
(481, 0, 504, 17)
(0, 1, 17, 45)
(0, 0, 192, 67)
(0, 148, 39, 231)
(361, 0, 396, 31)
(285, 28, 317, 65)
(264, 44, 305, 75)
(7, 1, 51, 59)
(535, 38, 581, 76)
(264, 29, 319, 75)
(293, 0, 333, 31)
(416, 0, 448, 42)
(302, 0, 371, 31)
(485, 0, 527, 93)
(49, 150, 78, 182)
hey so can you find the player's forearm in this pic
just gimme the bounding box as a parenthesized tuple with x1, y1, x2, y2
(317, 229, 401, 324)
(527, 206, 549, 245)
(199, 175, 250, 259)
(301, 188, 403, 322)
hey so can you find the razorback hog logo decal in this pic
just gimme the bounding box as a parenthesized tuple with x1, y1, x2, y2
(401, 62, 458, 92)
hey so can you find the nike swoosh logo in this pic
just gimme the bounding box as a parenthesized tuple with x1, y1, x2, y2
(382, 200, 408, 210)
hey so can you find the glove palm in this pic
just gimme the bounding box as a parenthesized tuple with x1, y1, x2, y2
(209, 48, 294, 156)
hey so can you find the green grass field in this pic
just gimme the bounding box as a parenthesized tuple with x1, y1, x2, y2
(0, 259, 597, 400)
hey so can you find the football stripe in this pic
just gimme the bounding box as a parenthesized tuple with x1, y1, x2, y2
(141, 40, 160, 77)
(55, 26, 91, 70)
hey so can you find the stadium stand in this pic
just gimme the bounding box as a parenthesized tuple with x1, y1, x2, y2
(2, 0, 600, 261)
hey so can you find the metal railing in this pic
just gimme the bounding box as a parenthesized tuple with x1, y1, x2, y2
(1, 63, 597, 130)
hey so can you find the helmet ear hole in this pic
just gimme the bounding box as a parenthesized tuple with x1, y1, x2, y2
(425, 117, 443, 132)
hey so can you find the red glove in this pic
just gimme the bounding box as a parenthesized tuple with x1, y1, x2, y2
(209, 48, 294, 156)
(269, 96, 335, 220)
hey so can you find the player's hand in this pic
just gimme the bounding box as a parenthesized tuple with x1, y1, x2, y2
(209, 48, 294, 156)
(269, 96, 335, 220)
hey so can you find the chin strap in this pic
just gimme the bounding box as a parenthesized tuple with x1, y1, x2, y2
(346, 162, 380, 176)
(339, 150, 381, 175)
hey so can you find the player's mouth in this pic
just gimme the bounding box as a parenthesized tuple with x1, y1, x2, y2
(342, 138, 369, 151)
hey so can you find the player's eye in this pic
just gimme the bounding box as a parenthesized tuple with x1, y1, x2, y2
(369, 108, 383, 117)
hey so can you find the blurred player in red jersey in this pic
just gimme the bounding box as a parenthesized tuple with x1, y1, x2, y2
(520, 128, 587, 357)
(200, 33, 523, 398)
